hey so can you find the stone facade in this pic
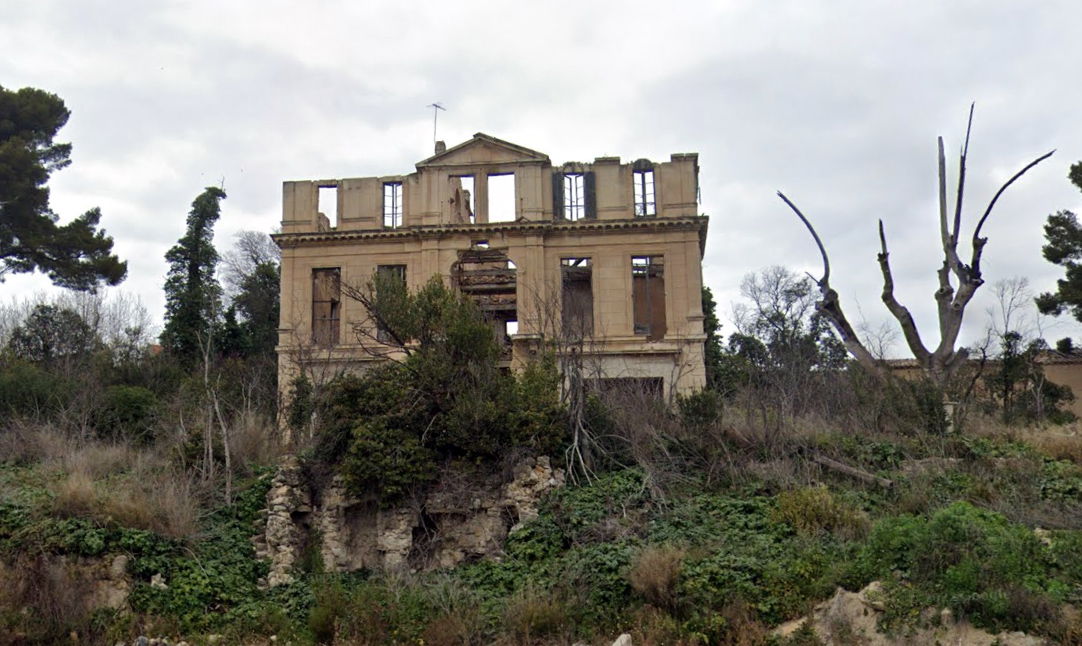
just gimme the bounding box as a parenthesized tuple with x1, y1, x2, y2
(273, 133, 709, 405)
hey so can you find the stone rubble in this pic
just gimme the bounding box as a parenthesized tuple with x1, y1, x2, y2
(253, 457, 308, 587)
(773, 582, 1048, 646)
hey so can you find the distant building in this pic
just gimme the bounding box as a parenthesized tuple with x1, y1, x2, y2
(888, 350, 1082, 417)
(273, 133, 709, 401)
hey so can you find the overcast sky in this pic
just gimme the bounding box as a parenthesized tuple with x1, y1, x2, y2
(3, 0, 1082, 355)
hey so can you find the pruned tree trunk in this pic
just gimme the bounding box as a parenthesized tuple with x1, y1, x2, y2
(778, 106, 1053, 388)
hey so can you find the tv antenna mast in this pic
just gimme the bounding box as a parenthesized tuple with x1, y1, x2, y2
(427, 102, 446, 145)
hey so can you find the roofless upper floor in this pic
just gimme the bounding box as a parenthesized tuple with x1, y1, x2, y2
(281, 133, 700, 233)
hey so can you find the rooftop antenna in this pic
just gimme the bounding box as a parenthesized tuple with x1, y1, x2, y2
(427, 102, 445, 146)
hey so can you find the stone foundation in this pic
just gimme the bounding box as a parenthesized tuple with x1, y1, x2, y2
(256, 456, 565, 584)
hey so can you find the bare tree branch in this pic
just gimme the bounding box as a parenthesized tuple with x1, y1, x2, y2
(970, 148, 1056, 274)
(951, 103, 975, 245)
(877, 220, 931, 363)
(777, 191, 829, 286)
(776, 191, 882, 376)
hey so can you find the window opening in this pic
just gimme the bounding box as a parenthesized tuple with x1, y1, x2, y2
(561, 258, 594, 338)
(318, 185, 338, 229)
(505, 320, 519, 338)
(451, 176, 475, 224)
(633, 170, 656, 216)
(594, 377, 664, 401)
(563, 173, 585, 221)
(488, 173, 516, 223)
(383, 181, 403, 228)
(312, 268, 341, 347)
(631, 256, 665, 340)
(375, 265, 407, 343)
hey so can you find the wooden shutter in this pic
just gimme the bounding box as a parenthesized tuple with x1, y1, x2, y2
(584, 171, 597, 219)
(552, 171, 564, 220)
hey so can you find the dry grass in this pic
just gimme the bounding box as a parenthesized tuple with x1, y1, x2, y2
(0, 419, 74, 464)
(629, 544, 685, 611)
(502, 586, 572, 646)
(229, 409, 283, 472)
(1027, 427, 1082, 464)
(34, 428, 203, 538)
(630, 606, 696, 646)
(0, 554, 95, 646)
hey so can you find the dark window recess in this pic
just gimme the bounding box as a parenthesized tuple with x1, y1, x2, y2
(312, 268, 341, 347)
(561, 258, 593, 338)
(375, 265, 406, 343)
(593, 377, 664, 400)
(553, 171, 596, 220)
(383, 182, 403, 228)
(632, 256, 665, 340)
(633, 169, 656, 217)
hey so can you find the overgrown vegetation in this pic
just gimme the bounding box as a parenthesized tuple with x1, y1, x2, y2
(1, 100, 1080, 643)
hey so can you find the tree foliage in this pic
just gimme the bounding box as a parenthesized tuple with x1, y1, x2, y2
(161, 187, 226, 367)
(701, 286, 724, 390)
(7, 303, 99, 365)
(1036, 162, 1082, 321)
(727, 266, 847, 373)
(314, 274, 567, 504)
(0, 85, 126, 289)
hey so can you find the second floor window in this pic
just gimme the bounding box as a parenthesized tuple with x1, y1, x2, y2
(375, 265, 406, 343)
(561, 258, 593, 338)
(383, 182, 403, 228)
(632, 256, 665, 340)
(633, 170, 656, 217)
(312, 268, 341, 347)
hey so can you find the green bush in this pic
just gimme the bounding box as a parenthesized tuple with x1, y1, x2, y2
(772, 486, 870, 540)
(0, 359, 70, 420)
(677, 389, 724, 430)
(340, 420, 436, 504)
(853, 502, 1078, 634)
(93, 385, 160, 444)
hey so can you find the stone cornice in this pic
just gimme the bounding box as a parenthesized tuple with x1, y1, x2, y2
(273, 216, 709, 249)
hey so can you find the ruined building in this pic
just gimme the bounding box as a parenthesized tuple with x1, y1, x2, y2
(274, 133, 709, 399)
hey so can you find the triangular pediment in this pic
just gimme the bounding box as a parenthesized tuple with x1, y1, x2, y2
(416, 133, 550, 169)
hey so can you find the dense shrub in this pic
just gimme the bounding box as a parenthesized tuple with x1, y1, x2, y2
(854, 501, 1081, 635)
(772, 486, 870, 540)
(310, 277, 567, 505)
(0, 359, 70, 420)
(93, 385, 160, 444)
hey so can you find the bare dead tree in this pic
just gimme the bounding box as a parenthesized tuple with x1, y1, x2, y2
(778, 106, 1054, 389)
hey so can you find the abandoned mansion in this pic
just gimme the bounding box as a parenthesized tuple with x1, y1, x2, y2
(273, 133, 710, 397)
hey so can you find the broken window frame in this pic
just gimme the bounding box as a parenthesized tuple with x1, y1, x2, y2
(631, 256, 666, 341)
(552, 170, 596, 220)
(383, 181, 403, 229)
(312, 268, 341, 348)
(633, 169, 656, 217)
(563, 173, 585, 221)
(375, 265, 407, 343)
(561, 257, 594, 338)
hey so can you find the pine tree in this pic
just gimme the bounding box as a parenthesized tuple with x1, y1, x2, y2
(161, 187, 226, 368)
(0, 85, 126, 289)
(1036, 162, 1082, 322)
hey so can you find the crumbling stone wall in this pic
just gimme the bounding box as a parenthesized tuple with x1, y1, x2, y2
(256, 456, 564, 584)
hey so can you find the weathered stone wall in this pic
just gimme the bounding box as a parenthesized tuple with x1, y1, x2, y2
(255, 456, 565, 584)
